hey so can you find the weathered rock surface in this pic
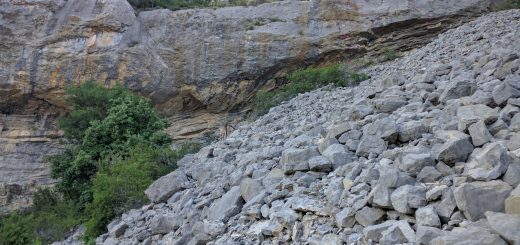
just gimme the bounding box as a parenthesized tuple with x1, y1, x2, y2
(0, 0, 501, 213)
(50, 8, 520, 245)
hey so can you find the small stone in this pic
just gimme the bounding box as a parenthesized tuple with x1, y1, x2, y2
(426, 185, 448, 201)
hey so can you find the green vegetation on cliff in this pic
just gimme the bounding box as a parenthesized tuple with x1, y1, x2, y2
(0, 82, 200, 244)
(252, 64, 369, 116)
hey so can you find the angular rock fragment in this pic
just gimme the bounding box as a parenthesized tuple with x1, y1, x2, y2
(453, 181, 512, 221)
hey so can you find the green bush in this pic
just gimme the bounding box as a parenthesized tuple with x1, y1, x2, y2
(84, 142, 200, 240)
(58, 82, 129, 142)
(382, 48, 399, 61)
(51, 82, 171, 207)
(496, 0, 520, 10)
(0, 189, 81, 245)
(252, 64, 369, 116)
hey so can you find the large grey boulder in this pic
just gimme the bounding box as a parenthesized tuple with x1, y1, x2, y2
(485, 211, 520, 244)
(362, 220, 397, 242)
(322, 144, 353, 169)
(145, 171, 191, 203)
(434, 130, 474, 165)
(468, 120, 493, 146)
(398, 120, 428, 142)
(453, 181, 513, 221)
(335, 207, 356, 228)
(390, 185, 427, 214)
(396, 151, 435, 176)
(464, 142, 511, 180)
(506, 184, 520, 215)
(207, 186, 244, 222)
(363, 118, 398, 143)
(280, 147, 320, 174)
(457, 104, 499, 130)
(416, 226, 444, 245)
(379, 221, 416, 245)
(430, 227, 507, 245)
(356, 135, 387, 157)
(354, 206, 385, 227)
(150, 215, 181, 235)
(415, 206, 441, 228)
(240, 178, 264, 202)
(439, 80, 477, 103)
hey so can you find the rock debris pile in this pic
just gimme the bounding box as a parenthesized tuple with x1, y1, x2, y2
(97, 10, 520, 245)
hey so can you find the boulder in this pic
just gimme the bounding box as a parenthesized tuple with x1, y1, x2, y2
(308, 156, 333, 172)
(430, 227, 507, 245)
(439, 80, 477, 103)
(240, 178, 264, 202)
(505, 184, 520, 215)
(434, 130, 474, 165)
(356, 135, 387, 157)
(415, 206, 441, 228)
(457, 104, 499, 130)
(335, 207, 356, 228)
(145, 171, 191, 203)
(207, 186, 244, 222)
(354, 206, 385, 227)
(379, 221, 416, 245)
(396, 152, 436, 176)
(322, 144, 353, 169)
(362, 220, 397, 242)
(398, 120, 428, 142)
(463, 142, 511, 181)
(468, 120, 493, 146)
(453, 181, 512, 221)
(280, 147, 320, 174)
(416, 226, 444, 245)
(390, 185, 427, 214)
(485, 211, 520, 244)
(150, 215, 181, 235)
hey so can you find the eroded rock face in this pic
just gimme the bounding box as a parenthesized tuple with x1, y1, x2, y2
(0, 0, 497, 138)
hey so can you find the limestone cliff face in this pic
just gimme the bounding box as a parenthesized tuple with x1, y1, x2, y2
(0, 0, 498, 212)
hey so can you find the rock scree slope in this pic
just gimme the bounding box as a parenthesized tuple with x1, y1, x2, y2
(0, 0, 499, 214)
(93, 9, 520, 245)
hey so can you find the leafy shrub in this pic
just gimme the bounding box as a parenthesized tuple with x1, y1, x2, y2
(496, 0, 520, 10)
(58, 82, 129, 142)
(252, 64, 369, 116)
(382, 48, 399, 61)
(0, 189, 81, 245)
(84, 142, 200, 240)
(52, 82, 171, 208)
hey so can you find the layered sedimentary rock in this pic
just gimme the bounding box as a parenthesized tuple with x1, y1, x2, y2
(0, 0, 499, 212)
